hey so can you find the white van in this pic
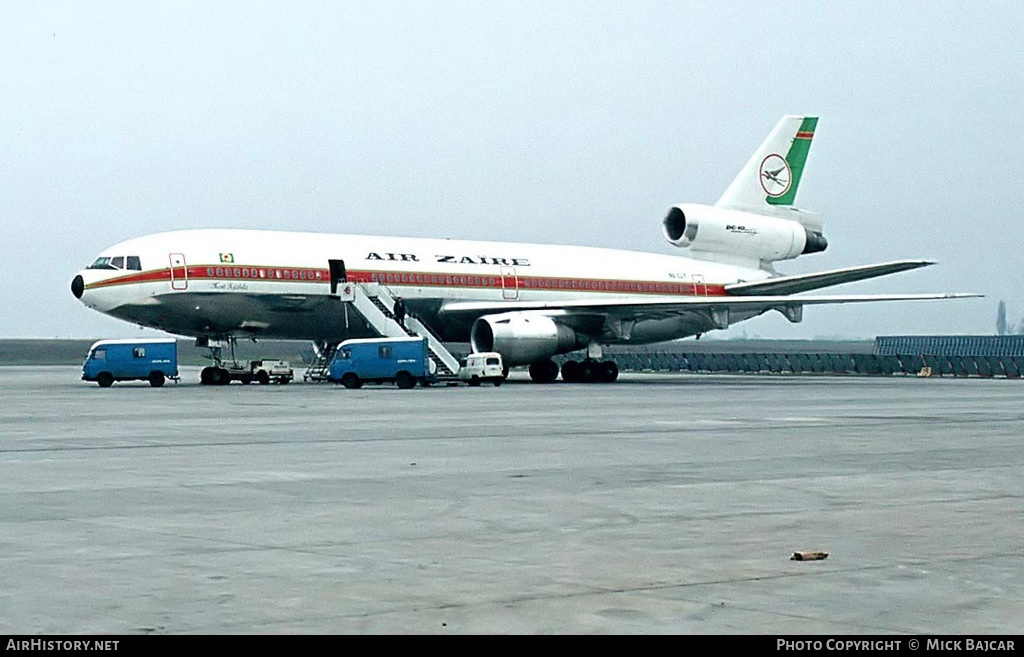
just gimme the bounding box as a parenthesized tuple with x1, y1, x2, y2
(458, 352, 505, 387)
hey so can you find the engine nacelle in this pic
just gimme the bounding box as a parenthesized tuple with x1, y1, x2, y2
(471, 312, 585, 366)
(662, 203, 827, 263)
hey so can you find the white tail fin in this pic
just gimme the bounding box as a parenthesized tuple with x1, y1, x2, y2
(716, 116, 818, 214)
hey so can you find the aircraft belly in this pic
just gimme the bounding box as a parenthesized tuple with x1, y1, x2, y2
(108, 293, 362, 340)
(105, 290, 782, 350)
(108, 292, 471, 342)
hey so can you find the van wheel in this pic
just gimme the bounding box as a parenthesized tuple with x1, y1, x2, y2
(468, 376, 481, 387)
(395, 371, 416, 389)
(97, 372, 114, 388)
(148, 371, 165, 387)
(341, 373, 362, 389)
(492, 378, 502, 387)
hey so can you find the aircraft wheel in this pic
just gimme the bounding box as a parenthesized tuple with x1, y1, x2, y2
(395, 371, 416, 389)
(341, 373, 362, 389)
(200, 367, 214, 385)
(206, 367, 229, 385)
(96, 372, 114, 388)
(561, 360, 580, 383)
(580, 360, 596, 383)
(148, 371, 165, 387)
(600, 361, 619, 383)
(529, 360, 559, 383)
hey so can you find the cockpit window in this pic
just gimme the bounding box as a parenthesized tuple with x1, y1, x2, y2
(87, 255, 142, 271)
(87, 257, 116, 270)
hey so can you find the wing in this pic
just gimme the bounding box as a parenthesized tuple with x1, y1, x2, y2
(440, 291, 980, 340)
(440, 292, 979, 318)
(440, 255, 980, 342)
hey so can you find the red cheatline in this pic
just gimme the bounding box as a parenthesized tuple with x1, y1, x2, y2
(795, 131, 814, 139)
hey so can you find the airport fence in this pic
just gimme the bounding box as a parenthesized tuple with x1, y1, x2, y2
(593, 351, 1023, 378)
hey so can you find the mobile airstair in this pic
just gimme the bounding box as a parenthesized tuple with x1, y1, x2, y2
(303, 282, 461, 381)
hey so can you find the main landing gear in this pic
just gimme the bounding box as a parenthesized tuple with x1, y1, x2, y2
(528, 358, 619, 383)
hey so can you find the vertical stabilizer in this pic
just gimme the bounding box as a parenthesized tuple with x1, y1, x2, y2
(716, 116, 818, 212)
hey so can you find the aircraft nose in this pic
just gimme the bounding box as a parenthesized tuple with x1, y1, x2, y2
(71, 274, 84, 299)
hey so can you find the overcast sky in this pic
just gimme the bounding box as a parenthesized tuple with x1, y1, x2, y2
(2, 1, 1021, 340)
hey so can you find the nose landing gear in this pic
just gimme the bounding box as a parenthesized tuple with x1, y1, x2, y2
(199, 339, 232, 385)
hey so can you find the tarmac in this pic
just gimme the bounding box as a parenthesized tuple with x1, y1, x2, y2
(1, 366, 1022, 634)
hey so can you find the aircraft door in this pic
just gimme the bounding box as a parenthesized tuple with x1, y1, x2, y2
(692, 274, 707, 296)
(329, 259, 348, 294)
(169, 253, 188, 290)
(500, 266, 519, 300)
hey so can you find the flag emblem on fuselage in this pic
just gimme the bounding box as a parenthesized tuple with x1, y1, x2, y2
(220, 253, 234, 263)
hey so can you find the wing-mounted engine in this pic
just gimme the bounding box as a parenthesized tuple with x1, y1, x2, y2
(662, 203, 827, 264)
(470, 312, 587, 366)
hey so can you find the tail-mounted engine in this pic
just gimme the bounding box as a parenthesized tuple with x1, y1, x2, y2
(663, 203, 827, 263)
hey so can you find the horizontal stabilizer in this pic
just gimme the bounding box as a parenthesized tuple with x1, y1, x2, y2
(725, 260, 935, 296)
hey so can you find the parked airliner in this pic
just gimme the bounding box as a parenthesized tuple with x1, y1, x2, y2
(70, 116, 976, 383)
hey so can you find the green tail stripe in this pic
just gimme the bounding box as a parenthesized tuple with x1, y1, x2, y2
(767, 116, 818, 206)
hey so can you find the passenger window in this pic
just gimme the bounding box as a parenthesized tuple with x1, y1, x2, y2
(111, 256, 125, 269)
(487, 358, 500, 366)
(339, 349, 352, 359)
(379, 346, 392, 359)
(133, 347, 146, 358)
(127, 256, 142, 271)
(93, 349, 106, 360)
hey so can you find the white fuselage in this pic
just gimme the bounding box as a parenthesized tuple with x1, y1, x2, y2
(72, 228, 771, 345)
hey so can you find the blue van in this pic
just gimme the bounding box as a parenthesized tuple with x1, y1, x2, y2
(82, 338, 179, 387)
(327, 337, 433, 389)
